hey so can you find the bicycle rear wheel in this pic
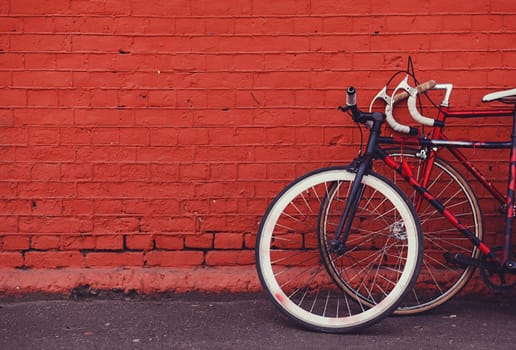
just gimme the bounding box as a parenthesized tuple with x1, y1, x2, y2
(255, 167, 423, 333)
(378, 149, 483, 314)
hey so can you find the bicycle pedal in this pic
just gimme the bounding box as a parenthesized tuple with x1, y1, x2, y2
(444, 252, 484, 268)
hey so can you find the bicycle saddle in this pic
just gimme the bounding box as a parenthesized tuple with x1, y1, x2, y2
(482, 88, 516, 103)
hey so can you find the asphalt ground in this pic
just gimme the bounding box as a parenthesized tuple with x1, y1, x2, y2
(0, 291, 514, 350)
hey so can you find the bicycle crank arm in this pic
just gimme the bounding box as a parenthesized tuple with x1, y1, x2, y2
(444, 252, 484, 268)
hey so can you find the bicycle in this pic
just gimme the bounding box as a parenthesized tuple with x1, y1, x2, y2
(256, 69, 515, 332)
(255, 87, 424, 333)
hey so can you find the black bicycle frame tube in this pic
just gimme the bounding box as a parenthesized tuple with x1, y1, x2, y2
(503, 108, 516, 266)
(377, 136, 512, 149)
(333, 118, 383, 246)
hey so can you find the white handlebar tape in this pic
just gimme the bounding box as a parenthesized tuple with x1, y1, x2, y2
(385, 101, 413, 134)
(407, 80, 437, 126)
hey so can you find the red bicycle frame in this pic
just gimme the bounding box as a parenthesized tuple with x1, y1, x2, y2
(377, 105, 515, 268)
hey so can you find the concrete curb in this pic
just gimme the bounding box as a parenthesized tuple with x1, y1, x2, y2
(0, 266, 262, 295)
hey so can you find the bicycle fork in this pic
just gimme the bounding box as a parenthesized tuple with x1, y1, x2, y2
(330, 118, 383, 254)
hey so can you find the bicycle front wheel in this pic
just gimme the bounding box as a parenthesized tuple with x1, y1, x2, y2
(255, 167, 423, 333)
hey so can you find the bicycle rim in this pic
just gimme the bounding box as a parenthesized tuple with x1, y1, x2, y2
(255, 167, 423, 333)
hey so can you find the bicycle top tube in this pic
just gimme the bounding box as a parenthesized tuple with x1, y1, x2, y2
(445, 108, 513, 119)
(377, 136, 513, 150)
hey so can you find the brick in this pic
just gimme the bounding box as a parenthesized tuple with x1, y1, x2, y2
(70, 0, 131, 15)
(2, 235, 30, 250)
(12, 72, 73, 88)
(31, 235, 60, 250)
(185, 234, 214, 249)
(120, 163, 148, 181)
(58, 89, 90, 106)
(10, 34, 71, 52)
(94, 217, 140, 234)
(266, 163, 297, 181)
(150, 164, 179, 181)
(209, 198, 238, 214)
(123, 199, 179, 216)
(30, 163, 60, 181)
(16, 146, 76, 162)
(9, 0, 71, 15)
(125, 234, 154, 251)
(149, 128, 178, 146)
(74, 109, 133, 126)
(25, 251, 85, 268)
(74, 17, 115, 33)
(60, 235, 95, 250)
(214, 233, 243, 249)
(0, 127, 28, 145)
(0, 182, 19, 198)
(94, 200, 123, 215)
(89, 89, 119, 108)
(310, 0, 370, 14)
(85, 252, 143, 267)
(252, 0, 309, 15)
(17, 182, 75, 198)
(95, 235, 124, 250)
(205, 19, 234, 35)
(176, 90, 207, 108)
(179, 163, 209, 181)
(72, 35, 133, 52)
(154, 235, 184, 250)
(61, 163, 92, 181)
(0, 89, 27, 107)
(76, 146, 135, 162)
(119, 128, 148, 145)
(119, 90, 149, 108)
(0, 163, 30, 180)
(130, 0, 191, 16)
(145, 251, 204, 267)
(62, 199, 94, 216)
(29, 199, 62, 216)
(12, 107, 60, 127)
(19, 216, 92, 234)
(27, 90, 58, 107)
(209, 164, 236, 181)
(0, 199, 30, 215)
(0, 252, 24, 268)
(134, 110, 191, 127)
(148, 90, 176, 107)
(237, 163, 266, 180)
(90, 128, 120, 144)
(0, 18, 23, 32)
(207, 90, 235, 109)
(114, 17, 174, 34)
(205, 250, 255, 266)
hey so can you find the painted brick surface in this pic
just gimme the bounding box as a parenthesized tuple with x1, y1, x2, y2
(1, 1, 516, 291)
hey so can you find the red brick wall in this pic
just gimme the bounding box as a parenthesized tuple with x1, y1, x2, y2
(1, 1, 516, 275)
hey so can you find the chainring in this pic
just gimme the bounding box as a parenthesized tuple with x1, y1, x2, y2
(479, 246, 516, 292)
